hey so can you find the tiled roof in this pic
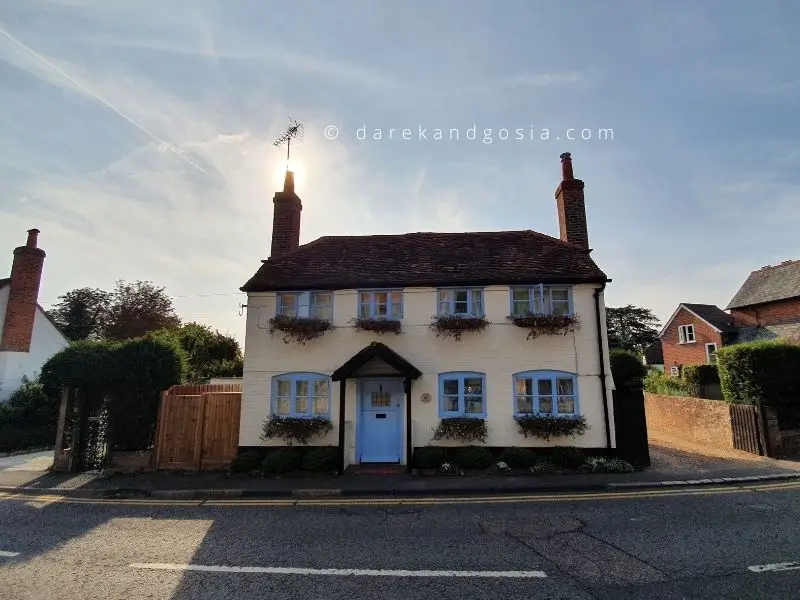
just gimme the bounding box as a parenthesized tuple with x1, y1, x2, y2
(735, 323, 800, 345)
(726, 260, 800, 309)
(682, 303, 736, 332)
(241, 230, 608, 292)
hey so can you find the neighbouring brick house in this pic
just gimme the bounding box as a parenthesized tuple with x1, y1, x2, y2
(659, 260, 800, 375)
(239, 153, 617, 472)
(659, 304, 736, 375)
(0, 229, 69, 401)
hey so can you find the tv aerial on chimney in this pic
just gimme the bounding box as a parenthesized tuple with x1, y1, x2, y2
(272, 117, 304, 166)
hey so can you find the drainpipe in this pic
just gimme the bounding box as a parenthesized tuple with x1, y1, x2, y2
(594, 283, 612, 449)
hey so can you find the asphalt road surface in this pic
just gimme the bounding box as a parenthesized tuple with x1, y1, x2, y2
(2, 484, 800, 599)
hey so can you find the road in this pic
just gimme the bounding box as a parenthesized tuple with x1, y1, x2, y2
(1, 483, 800, 599)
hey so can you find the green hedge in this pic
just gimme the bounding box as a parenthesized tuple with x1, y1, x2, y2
(716, 341, 800, 406)
(682, 364, 720, 386)
(0, 378, 57, 453)
(610, 350, 647, 389)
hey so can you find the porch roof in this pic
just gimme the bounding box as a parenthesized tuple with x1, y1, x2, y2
(331, 342, 422, 381)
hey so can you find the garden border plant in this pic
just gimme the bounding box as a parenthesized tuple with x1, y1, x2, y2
(506, 313, 580, 340)
(268, 314, 333, 344)
(429, 315, 489, 341)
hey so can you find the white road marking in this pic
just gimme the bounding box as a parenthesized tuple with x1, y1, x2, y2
(748, 562, 800, 573)
(0, 551, 20, 558)
(130, 563, 547, 578)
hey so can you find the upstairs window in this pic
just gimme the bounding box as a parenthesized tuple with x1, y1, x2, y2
(358, 290, 403, 319)
(439, 372, 486, 417)
(513, 371, 579, 417)
(678, 324, 695, 344)
(272, 373, 331, 418)
(277, 291, 333, 320)
(510, 285, 572, 316)
(437, 288, 484, 317)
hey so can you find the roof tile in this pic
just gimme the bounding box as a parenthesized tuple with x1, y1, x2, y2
(727, 260, 800, 309)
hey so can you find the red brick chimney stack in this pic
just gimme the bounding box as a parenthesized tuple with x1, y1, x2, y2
(269, 170, 302, 259)
(1, 228, 46, 352)
(555, 152, 589, 250)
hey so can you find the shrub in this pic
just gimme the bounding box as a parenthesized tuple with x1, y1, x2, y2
(610, 349, 648, 389)
(261, 416, 334, 446)
(229, 451, 263, 473)
(717, 341, 800, 406)
(432, 417, 488, 443)
(643, 369, 692, 397)
(514, 415, 589, 441)
(506, 313, 580, 340)
(429, 315, 489, 341)
(262, 447, 302, 473)
(550, 446, 586, 469)
(583, 456, 635, 473)
(413, 446, 447, 469)
(529, 457, 558, 474)
(498, 447, 538, 469)
(453, 446, 493, 469)
(301, 446, 338, 472)
(682, 364, 720, 386)
(0, 377, 58, 453)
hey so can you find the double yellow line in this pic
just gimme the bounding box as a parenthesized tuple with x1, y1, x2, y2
(1, 480, 799, 508)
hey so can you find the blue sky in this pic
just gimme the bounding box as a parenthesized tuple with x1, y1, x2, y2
(1, 0, 799, 343)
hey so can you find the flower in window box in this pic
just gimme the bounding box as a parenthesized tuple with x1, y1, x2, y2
(506, 313, 580, 340)
(268, 314, 333, 344)
(513, 414, 589, 441)
(352, 317, 402, 335)
(429, 314, 489, 341)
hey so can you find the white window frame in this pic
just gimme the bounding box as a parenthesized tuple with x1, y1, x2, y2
(276, 291, 333, 320)
(678, 324, 696, 344)
(510, 285, 573, 316)
(705, 343, 718, 364)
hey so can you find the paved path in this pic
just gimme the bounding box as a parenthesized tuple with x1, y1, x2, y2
(0, 452, 52, 472)
(1, 481, 800, 599)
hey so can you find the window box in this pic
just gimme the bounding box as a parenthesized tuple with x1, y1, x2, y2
(430, 315, 489, 341)
(353, 317, 402, 335)
(268, 314, 333, 344)
(507, 313, 581, 340)
(513, 415, 589, 441)
(432, 417, 488, 444)
(261, 416, 334, 446)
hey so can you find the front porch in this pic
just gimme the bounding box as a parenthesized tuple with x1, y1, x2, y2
(331, 342, 422, 474)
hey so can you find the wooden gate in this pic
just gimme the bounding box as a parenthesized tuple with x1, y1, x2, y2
(153, 384, 242, 470)
(729, 404, 764, 455)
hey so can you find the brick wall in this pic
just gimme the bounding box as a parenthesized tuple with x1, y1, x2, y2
(661, 308, 722, 371)
(270, 193, 302, 258)
(644, 393, 734, 451)
(730, 297, 800, 327)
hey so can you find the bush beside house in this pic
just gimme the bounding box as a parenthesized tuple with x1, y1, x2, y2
(0, 377, 56, 454)
(716, 340, 800, 406)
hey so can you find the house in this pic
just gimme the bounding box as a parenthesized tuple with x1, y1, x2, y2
(0, 229, 69, 401)
(239, 153, 616, 472)
(658, 304, 736, 375)
(659, 261, 800, 374)
(642, 340, 664, 371)
(726, 260, 800, 344)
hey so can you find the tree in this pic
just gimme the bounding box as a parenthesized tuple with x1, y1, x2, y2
(103, 280, 181, 340)
(606, 305, 660, 354)
(609, 349, 648, 389)
(149, 322, 242, 382)
(50, 287, 111, 341)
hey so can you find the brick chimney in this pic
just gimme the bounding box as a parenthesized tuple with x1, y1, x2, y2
(555, 152, 589, 249)
(270, 170, 302, 259)
(1, 229, 46, 352)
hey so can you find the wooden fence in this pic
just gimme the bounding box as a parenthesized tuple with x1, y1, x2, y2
(153, 384, 242, 470)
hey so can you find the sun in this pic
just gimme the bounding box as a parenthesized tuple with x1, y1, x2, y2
(272, 158, 306, 191)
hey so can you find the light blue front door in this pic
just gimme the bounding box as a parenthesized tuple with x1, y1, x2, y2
(359, 379, 404, 463)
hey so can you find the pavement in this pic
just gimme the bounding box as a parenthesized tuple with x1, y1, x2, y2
(2, 444, 800, 499)
(2, 475, 800, 598)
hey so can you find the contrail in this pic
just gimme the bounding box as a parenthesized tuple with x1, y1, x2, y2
(0, 25, 216, 181)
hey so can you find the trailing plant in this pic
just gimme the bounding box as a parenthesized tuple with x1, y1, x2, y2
(507, 313, 580, 340)
(432, 417, 488, 443)
(352, 317, 402, 335)
(550, 446, 587, 469)
(268, 314, 333, 344)
(261, 416, 334, 446)
(429, 315, 489, 341)
(453, 445, 493, 469)
(514, 415, 589, 441)
(262, 447, 302, 473)
(413, 446, 447, 469)
(301, 446, 339, 472)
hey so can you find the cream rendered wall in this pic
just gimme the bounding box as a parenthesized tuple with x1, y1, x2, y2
(0, 286, 69, 402)
(240, 283, 615, 467)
